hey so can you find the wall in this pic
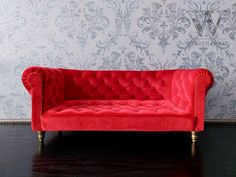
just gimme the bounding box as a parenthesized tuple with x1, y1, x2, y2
(0, 0, 236, 120)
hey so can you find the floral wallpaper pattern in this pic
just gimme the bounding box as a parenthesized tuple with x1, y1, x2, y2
(0, 0, 236, 120)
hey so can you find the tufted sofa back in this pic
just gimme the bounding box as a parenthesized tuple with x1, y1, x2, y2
(62, 69, 175, 100)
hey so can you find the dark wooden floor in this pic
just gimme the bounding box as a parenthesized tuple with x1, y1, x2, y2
(0, 125, 236, 177)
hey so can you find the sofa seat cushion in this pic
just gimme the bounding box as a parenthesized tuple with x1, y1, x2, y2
(42, 100, 194, 131)
(44, 100, 191, 116)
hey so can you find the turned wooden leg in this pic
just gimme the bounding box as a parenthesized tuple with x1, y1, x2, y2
(38, 131, 45, 143)
(191, 131, 198, 143)
(38, 141, 45, 155)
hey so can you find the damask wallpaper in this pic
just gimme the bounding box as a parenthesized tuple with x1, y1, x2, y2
(0, 0, 236, 120)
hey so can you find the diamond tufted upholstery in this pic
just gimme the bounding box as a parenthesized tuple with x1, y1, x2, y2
(22, 66, 65, 112)
(63, 70, 174, 100)
(22, 66, 213, 132)
(42, 100, 194, 131)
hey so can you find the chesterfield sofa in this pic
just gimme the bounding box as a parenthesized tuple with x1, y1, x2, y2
(22, 66, 214, 144)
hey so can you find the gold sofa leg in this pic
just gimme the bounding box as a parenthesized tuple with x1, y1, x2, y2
(191, 131, 198, 143)
(191, 131, 198, 157)
(191, 142, 196, 158)
(38, 131, 45, 143)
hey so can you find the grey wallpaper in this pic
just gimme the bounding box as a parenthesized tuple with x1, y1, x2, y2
(0, 0, 236, 120)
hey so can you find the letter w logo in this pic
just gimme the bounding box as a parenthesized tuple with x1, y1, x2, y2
(187, 10, 224, 36)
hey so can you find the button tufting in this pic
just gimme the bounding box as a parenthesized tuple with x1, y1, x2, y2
(44, 100, 190, 119)
(64, 70, 170, 100)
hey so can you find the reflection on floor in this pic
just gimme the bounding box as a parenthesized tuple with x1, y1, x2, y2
(0, 125, 236, 177)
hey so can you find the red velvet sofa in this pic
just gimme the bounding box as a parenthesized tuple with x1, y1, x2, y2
(22, 66, 214, 143)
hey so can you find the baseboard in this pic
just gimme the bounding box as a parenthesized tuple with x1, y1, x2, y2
(205, 119, 236, 124)
(0, 119, 31, 125)
(0, 119, 236, 125)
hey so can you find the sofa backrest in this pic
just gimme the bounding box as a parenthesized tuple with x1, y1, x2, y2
(63, 69, 175, 100)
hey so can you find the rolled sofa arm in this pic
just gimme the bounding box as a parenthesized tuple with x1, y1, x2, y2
(22, 66, 65, 130)
(171, 69, 214, 131)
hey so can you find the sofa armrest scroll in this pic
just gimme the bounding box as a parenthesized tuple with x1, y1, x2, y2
(23, 72, 43, 130)
(172, 69, 214, 131)
(22, 66, 65, 130)
(193, 69, 214, 130)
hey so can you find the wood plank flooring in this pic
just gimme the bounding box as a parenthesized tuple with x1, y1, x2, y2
(0, 125, 236, 177)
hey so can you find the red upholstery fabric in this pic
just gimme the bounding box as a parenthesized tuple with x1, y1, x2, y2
(62, 70, 174, 100)
(22, 66, 214, 132)
(22, 66, 65, 130)
(42, 100, 193, 131)
(171, 69, 214, 130)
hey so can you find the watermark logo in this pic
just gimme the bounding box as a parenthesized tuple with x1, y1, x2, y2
(187, 10, 225, 36)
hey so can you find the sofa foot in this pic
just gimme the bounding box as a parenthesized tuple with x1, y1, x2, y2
(38, 131, 45, 143)
(38, 141, 45, 155)
(191, 131, 198, 143)
(191, 142, 196, 157)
